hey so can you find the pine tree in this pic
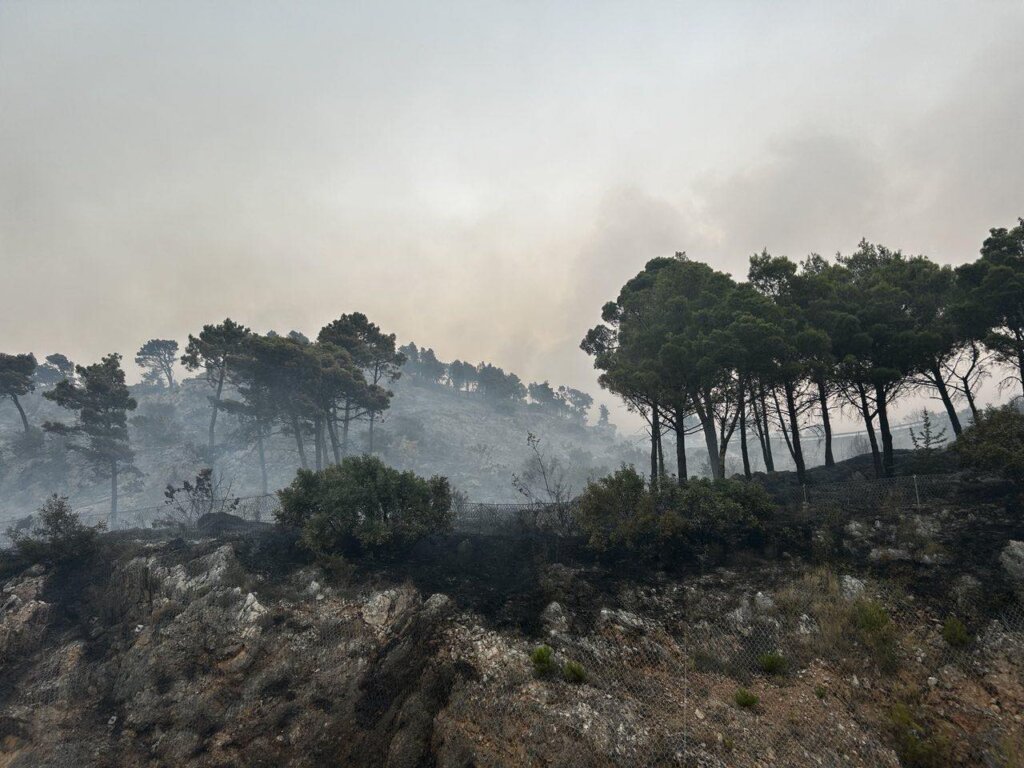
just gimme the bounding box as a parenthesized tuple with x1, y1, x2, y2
(43, 354, 138, 524)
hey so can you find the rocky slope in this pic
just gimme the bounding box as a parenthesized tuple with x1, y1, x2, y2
(1, 521, 1022, 768)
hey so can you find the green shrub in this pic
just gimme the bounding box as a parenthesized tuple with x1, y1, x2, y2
(573, 466, 774, 559)
(955, 405, 1024, 487)
(276, 456, 452, 557)
(531, 645, 556, 677)
(887, 702, 953, 768)
(8, 494, 102, 566)
(852, 599, 890, 633)
(734, 688, 758, 709)
(941, 617, 970, 649)
(852, 599, 899, 672)
(562, 660, 587, 684)
(758, 652, 787, 675)
(814, 684, 827, 699)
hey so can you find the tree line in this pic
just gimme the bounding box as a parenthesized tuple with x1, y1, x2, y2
(1, 311, 601, 520)
(398, 342, 594, 421)
(582, 218, 1024, 485)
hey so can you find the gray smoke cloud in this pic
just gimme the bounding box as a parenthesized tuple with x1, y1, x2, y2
(1, 1, 1022, 432)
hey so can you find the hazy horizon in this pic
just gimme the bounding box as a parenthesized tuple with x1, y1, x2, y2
(3, 1, 1022, 429)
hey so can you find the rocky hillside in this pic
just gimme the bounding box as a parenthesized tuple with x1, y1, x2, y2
(2, 488, 1023, 767)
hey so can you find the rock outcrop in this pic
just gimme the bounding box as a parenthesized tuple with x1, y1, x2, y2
(0, 536, 1022, 767)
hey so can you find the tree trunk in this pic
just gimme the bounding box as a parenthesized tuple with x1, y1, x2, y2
(784, 381, 806, 484)
(751, 389, 774, 472)
(327, 417, 341, 465)
(656, 411, 665, 480)
(739, 384, 751, 479)
(256, 427, 268, 495)
(817, 378, 834, 468)
(368, 412, 377, 454)
(857, 384, 883, 478)
(11, 395, 30, 434)
(717, 407, 739, 479)
(314, 417, 323, 471)
(691, 392, 722, 480)
(930, 362, 962, 436)
(674, 407, 687, 485)
(209, 368, 225, 454)
(649, 404, 660, 490)
(291, 413, 309, 470)
(772, 389, 795, 465)
(874, 383, 895, 477)
(341, 399, 351, 457)
(963, 381, 979, 422)
(757, 386, 775, 472)
(110, 461, 118, 528)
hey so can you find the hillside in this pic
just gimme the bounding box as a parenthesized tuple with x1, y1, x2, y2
(1, 471, 1022, 767)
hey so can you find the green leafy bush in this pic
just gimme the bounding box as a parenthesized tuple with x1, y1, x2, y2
(941, 617, 970, 649)
(955, 405, 1024, 486)
(573, 466, 774, 560)
(276, 456, 452, 557)
(758, 652, 787, 676)
(734, 688, 759, 709)
(531, 644, 556, 677)
(562, 660, 586, 684)
(8, 494, 102, 566)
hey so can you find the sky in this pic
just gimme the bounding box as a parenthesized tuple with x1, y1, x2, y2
(2, 1, 1022, 432)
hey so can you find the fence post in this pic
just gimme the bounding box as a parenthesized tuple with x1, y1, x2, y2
(913, 475, 921, 509)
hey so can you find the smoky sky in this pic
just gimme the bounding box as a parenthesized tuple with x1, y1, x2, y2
(1, 1, 1022, 427)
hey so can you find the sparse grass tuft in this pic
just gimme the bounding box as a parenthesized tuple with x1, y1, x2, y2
(562, 660, 587, 684)
(531, 644, 556, 677)
(941, 617, 970, 649)
(758, 652, 787, 676)
(734, 688, 758, 709)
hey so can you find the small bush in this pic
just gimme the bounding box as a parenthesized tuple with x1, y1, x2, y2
(276, 456, 452, 558)
(562, 660, 587, 684)
(531, 644, 556, 677)
(852, 599, 890, 632)
(8, 494, 103, 566)
(573, 466, 774, 560)
(955, 405, 1024, 487)
(758, 652, 787, 675)
(887, 702, 953, 768)
(814, 684, 827, 699)
(941, 617, 970, 649)
(734, 688, 759, 709)
(853, 599, 899, 673)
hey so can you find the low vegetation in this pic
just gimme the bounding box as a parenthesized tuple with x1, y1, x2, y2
(530, 645, 556, 677)
(562, 660, 587, 684)
(276, 455, 452, 558)
(955, 405, 1024, 488)
(573, 466, 774, 561)
(886, 699, 953, 768)
(8, 494, 102, 566)
(734, 688, 758, 709)
(941, 617, 970, 649)
(757, 652, 787, 676)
